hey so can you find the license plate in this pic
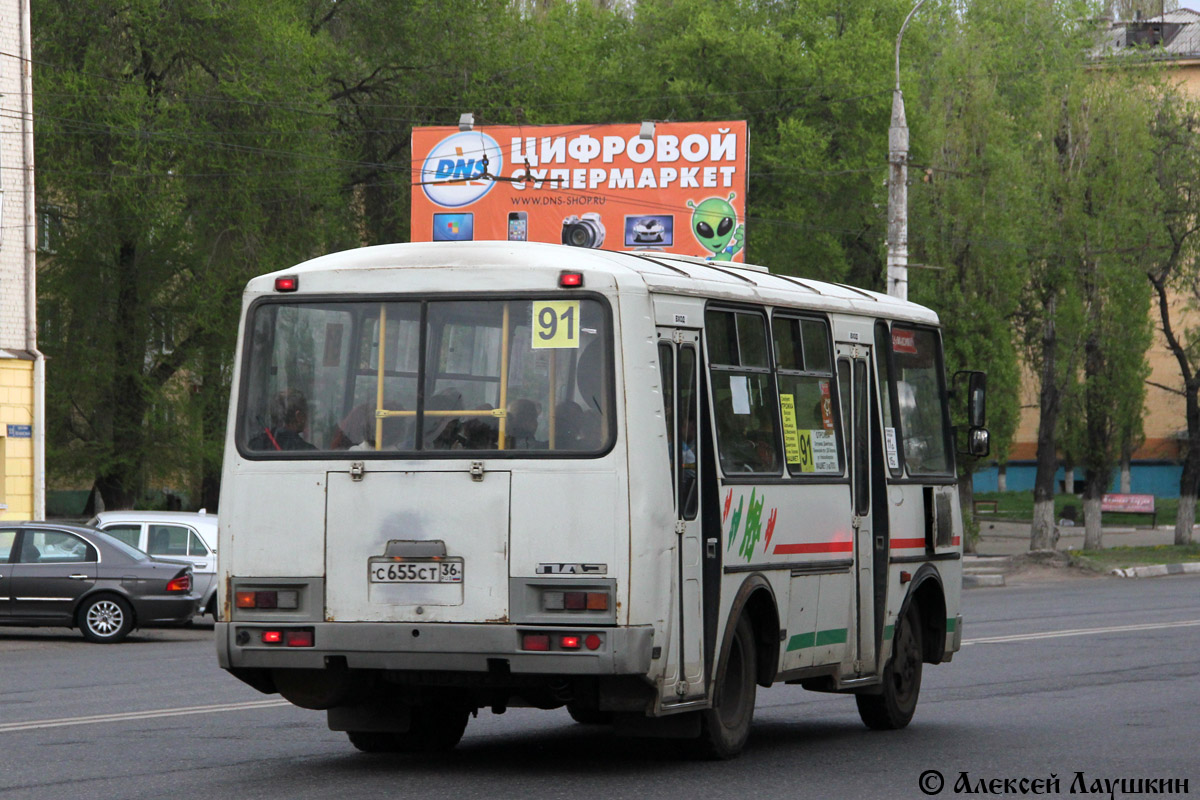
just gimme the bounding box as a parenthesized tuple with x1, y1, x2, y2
(369, 558, 463, 584)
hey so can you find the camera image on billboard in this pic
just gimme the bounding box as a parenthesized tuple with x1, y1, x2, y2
(624, 215, 674, 248)
(433, 212, 474, 241)
(561, 213, 606, 248)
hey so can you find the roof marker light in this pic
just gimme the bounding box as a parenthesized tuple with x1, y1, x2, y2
(559, 272, 584, 288)
(275, 276, 299, 292)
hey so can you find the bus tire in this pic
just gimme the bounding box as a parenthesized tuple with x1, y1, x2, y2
(856, 600, 923, 730)
(566, 705, 613, 725)
(346, 706, 470, 753)
(698, 614, 757, 759)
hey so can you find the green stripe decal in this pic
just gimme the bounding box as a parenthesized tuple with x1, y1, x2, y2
(786, 628, 848, 652)
(946, 617, 957, 633)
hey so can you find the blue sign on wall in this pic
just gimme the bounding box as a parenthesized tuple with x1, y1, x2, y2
(6, 424, 31, 438)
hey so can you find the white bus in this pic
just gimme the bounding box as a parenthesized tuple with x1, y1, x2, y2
(216, 241, 987, 758)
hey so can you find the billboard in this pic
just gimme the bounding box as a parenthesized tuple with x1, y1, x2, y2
(411, 121, 748, 262)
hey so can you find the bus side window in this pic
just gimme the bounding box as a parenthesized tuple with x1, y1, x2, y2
(705, 309, 782, 475)
(659, 342, 676, 496)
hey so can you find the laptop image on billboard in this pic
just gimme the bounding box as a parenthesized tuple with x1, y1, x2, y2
(433, 213, 474, 241)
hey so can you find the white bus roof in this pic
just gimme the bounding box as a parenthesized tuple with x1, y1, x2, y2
(252, 241, 940, 326)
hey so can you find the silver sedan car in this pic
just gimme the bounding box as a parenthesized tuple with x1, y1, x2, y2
(0, 522, 199, 642)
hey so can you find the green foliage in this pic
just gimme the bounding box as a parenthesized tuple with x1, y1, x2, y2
(32, 0, 1188, 507)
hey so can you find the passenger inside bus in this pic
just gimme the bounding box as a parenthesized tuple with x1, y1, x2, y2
(505, 398, 543, 449)
(424, 387, 465, 450)
(249, 388, 316, 451)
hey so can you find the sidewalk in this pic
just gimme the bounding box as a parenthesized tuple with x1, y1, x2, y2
(964, 518, 1199, 587)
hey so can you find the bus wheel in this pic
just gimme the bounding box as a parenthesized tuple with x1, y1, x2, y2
(698, 614, 757, 759)
(567, 705, 613, 725)
(856, 600, 923, 730)
(346, 706, 470, 753)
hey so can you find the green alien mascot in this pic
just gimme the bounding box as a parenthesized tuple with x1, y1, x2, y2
(686, 192, 745, 261)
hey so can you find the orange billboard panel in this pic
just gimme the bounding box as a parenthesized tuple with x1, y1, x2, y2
(411, 121, 748, 262)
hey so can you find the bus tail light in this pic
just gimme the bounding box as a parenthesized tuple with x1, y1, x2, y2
(235, 590, 299, 610)
(542, 590, 609, 612)
(520, 631, 604, 652)
(274, 276, 299, 292)
(258, 628, 313, 647)
(522, 634, 551, 651)
(285, 630, 314, 647)
(559, 271, 584, 288)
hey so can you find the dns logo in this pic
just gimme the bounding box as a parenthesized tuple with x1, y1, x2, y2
(420, 131, 503, 208)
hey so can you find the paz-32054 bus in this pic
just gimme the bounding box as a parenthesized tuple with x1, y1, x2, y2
(216, 241, 987, 758)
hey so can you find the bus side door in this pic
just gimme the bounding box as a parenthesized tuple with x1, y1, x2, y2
(657, 329, 706, 700)
(837, 346, 878, 676)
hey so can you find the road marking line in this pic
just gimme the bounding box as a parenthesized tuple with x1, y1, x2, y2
(963, 619, 1200, 646)
(0, 698, 292, 733)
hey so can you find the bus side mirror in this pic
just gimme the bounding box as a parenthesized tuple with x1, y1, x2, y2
(967, 372, 986, 428)
(954, 371, 988, 458)
(967, 427, 990, 458)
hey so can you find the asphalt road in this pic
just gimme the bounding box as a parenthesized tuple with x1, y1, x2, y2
(2, 574, 1198, 800)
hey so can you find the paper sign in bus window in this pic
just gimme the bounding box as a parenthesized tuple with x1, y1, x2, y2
(884, 427, 900, 470)
(780, 394, 801, 464)
(820, 380, 834, 430)
(532, 301, 581, 349)
(730, 375, 751, 415)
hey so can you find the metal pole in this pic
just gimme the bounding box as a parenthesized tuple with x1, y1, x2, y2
(887, 0, 927, 301)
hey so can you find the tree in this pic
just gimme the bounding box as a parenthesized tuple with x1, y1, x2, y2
(1141, 86, 1200, 546)
(35, 0, 352, 508)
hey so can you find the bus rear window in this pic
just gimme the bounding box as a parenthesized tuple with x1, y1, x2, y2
(239, 297, 613, 456)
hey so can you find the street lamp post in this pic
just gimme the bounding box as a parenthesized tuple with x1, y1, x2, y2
(887, 0, 927, 301)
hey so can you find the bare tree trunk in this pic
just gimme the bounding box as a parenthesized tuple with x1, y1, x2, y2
(1120, 451, 1132, 494)
(1063, 464, 1075, 494)
(1175, 436, 1200, 545)
(1175, 494, 1195, 545)
(997, 463, 1007, 492)
(1031, 298, 1061, 550)
(1082, 471, 1105, 551)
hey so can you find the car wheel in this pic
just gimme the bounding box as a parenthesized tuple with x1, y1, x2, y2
(697, 614, 757, 759)
(79, 595, 134, 643)
(856, 600, 923, 730)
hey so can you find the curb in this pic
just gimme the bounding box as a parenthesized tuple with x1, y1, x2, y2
(963, 574, 1006, 588)
(1110, 562, 1200, 579)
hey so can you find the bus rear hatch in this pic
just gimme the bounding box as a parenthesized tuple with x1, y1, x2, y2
(324, 468, 511, 623)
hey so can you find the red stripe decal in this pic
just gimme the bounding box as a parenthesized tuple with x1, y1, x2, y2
(773, 541, 853, 554)
(890, 538, 926, 549)
(951, 535, 961, 546)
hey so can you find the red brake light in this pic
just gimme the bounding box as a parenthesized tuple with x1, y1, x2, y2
(522, 634, 551, 651)
(560, 635, 581, 649)
(559, 271, 584, 288)
(274, 276, 298, 292)
(564, 592, 586, 610)
(285, 630, 314, 647)
(262, 630, 283, 644)
(166, 573, 191, 593)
